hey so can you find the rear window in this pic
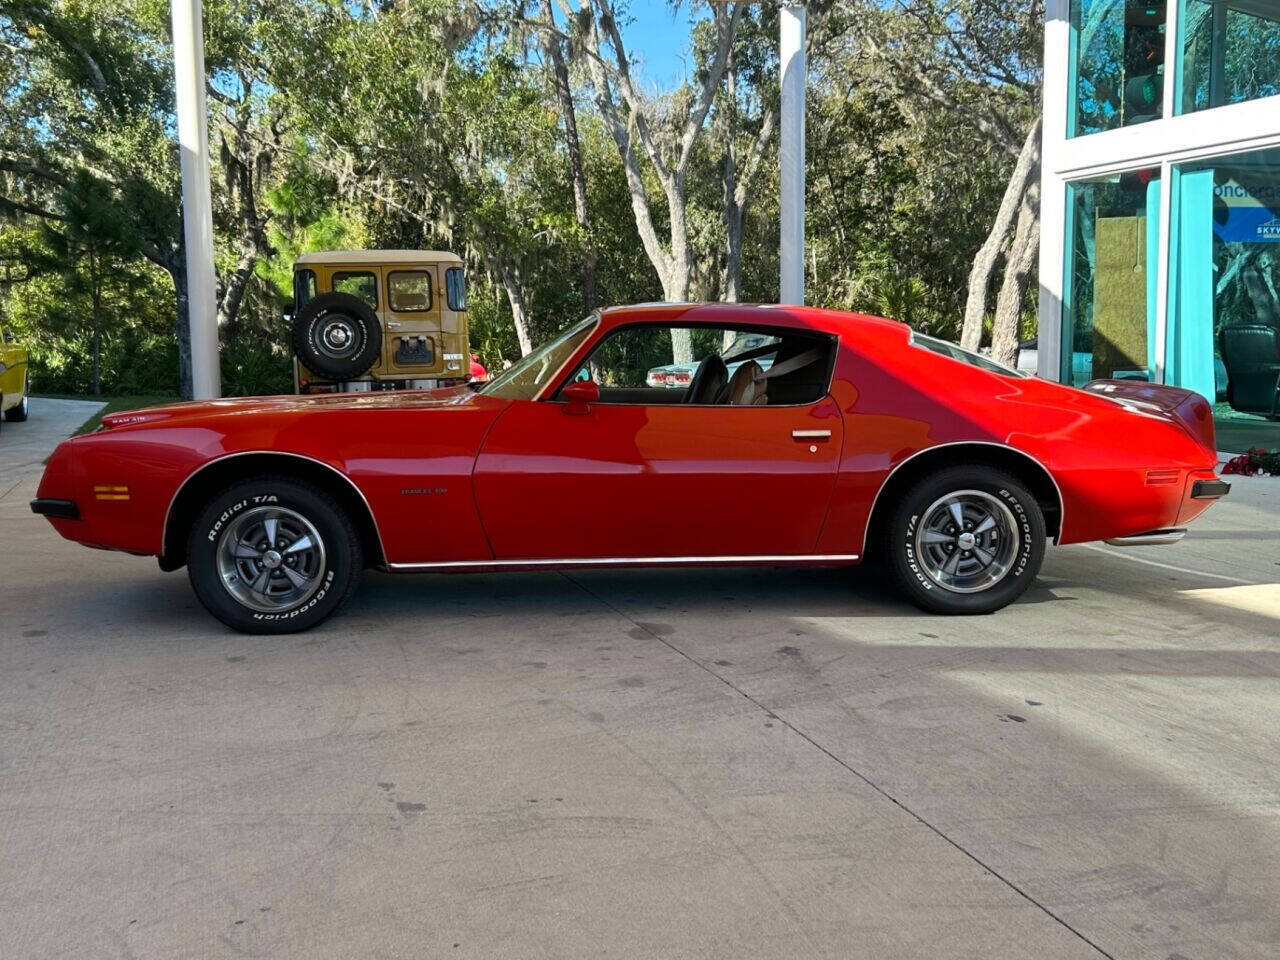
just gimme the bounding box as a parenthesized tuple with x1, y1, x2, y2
(388, 270, 432, 312)
(911, 333, 1025, 376)
(332, 271, 378, 309)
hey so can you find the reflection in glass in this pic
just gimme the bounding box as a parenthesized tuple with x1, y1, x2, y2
(1178, 0, 1280, 114)
(1169, 147, 1280, 447)
(1070, 0, 1167, 136)
(1062, 170, 1161, 386)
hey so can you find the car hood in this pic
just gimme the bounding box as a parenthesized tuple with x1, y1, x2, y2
(98, 385, 494, 432)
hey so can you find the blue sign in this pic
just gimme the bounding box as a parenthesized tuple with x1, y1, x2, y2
(1213, 179, 1280, 243)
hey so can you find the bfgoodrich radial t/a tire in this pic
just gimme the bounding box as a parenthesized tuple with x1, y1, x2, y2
(187, 476, 363, 634)
(883, 466, 1045, 615)
(291, 291, 382, 381)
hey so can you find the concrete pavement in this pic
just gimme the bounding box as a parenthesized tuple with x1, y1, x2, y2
(2, 404, 1278, 959)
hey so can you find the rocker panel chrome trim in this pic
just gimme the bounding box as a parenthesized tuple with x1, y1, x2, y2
(1104, 528, 1186, 546)
(388, 553, 860, 572)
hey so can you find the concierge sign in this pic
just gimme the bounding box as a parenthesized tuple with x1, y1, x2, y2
(1214, 178, 1280, 243)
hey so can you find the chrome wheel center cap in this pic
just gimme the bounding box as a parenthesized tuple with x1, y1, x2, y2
(261, 549, 284, 569)
(956, 532, 977, 551)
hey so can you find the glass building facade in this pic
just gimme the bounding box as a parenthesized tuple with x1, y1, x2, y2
(1041, 0, 1280, 451)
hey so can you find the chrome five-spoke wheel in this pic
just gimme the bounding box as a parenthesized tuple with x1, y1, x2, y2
(215, 506, 327, 613)
(914, 489, 1020, 593)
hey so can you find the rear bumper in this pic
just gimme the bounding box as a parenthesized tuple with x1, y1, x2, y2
(30, 498, 79, 520)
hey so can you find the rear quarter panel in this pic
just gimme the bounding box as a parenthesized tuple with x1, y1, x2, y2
(811, 324, 1217, 554)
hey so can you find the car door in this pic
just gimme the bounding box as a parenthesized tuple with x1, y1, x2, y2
(472, 323, 845, 560)
(0, 324, 23, 404)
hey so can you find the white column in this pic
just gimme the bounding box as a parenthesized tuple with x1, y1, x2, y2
(1037, 0, 1071, 382)
(171, 0, 221, 399)
(779, 3, 806, 306)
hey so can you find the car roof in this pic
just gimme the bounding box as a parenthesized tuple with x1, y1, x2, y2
(597, 302, 909, 343)
(294, 250, 464, 266)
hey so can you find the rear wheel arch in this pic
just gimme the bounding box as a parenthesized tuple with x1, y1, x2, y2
(862, 442, 1063, 556)
(161, 452, 385, 571)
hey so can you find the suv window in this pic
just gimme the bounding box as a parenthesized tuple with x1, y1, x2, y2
(294, 270, 316, 309)
(332, 271, 378, 309)
(446, 267, 467, 311)
(566, 324, 833, 406)
(387, 270, 432, 312)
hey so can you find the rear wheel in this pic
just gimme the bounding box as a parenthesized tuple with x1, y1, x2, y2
(187, 476, 362, 633)
(882, 466, 1045, 614)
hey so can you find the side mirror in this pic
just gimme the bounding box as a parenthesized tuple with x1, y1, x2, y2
(561, 379, 599, 416)
(2, 330, 13, 344)
(282, 300, 295, 324)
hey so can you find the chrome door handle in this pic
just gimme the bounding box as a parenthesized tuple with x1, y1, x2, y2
(791, 429, 831, 439)
(386, 320, 403, 330)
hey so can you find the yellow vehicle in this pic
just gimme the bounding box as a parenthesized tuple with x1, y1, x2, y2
(289, 250, 471, 393)
(0, 320, 30, 429)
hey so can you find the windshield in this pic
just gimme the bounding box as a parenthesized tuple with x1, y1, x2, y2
(910, 332, 1025, 377)
(481, 316, 597, 400)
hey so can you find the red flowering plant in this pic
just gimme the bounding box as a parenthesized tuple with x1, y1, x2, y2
(1222, 447, 1280, 477)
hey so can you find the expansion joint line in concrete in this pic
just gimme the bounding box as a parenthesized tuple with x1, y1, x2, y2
(558, 571, 1117, 960)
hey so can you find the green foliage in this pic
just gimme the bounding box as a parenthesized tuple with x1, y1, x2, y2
(1, 0, 1041, 392)
(219, 334, 293, 396)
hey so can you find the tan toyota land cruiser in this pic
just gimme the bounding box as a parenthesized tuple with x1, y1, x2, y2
(290, 250, 470, 393)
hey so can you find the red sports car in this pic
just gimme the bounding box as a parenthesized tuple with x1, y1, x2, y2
(32, 303, 1229, 633)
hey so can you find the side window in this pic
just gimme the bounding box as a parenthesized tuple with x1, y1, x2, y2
(566, 325, 833, 406)
(331, 271, 378, 309)
(294, 270, 316, 309)
(446, 267, 467, 311)
(387, 270, 432, 312)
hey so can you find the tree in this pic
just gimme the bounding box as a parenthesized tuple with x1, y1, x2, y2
(536, 0, 597, 313)
(38, 172, 140, 394)
(566, 0, 743, 361)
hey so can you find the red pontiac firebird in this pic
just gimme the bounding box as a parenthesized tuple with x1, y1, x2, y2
(32, 303, 1229, 633)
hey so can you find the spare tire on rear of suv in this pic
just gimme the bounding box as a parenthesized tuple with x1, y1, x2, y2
(291, 292, 382, 381)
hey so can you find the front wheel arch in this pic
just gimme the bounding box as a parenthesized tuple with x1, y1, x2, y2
(863, 443, 1062, 558)
(162, 452, 385, 571)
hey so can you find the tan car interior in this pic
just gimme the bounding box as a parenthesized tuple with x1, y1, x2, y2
(580, 329, 834, 407)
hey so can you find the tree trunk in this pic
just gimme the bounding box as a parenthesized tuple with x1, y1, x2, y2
(961, 115, 1042, 351)
(723, 56, 742, 303)
(540, 0, 596, 314)
(216, 241, 260, 334)
(991, 184, 1041, 368)
(169, 255, 194, 400)
(494, 256, 533, 356)
(91, 268, 102, 397)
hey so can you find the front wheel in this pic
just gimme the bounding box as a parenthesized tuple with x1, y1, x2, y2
(883, 466, 1045, 614)
(187, 476, 363, 633)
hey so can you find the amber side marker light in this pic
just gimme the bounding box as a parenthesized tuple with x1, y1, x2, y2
(93, 485, 130, 501)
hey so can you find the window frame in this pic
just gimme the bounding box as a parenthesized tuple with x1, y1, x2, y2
(330, 270, 379, 310)
(386, 269, 433, 313)
(549, 320, 839, 408)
